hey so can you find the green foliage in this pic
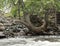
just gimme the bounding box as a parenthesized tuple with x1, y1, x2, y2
(0, 0, 5, 9)
(11, 6, 17, 17)
(0, 0, 60, 17)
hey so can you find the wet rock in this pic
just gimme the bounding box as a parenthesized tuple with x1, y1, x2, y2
(0, 32, 6, 39)
(19, 30, 26, 36)
(23, 28, 29, 33)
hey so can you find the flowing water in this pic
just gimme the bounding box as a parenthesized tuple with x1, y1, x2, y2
(0, 36, 60, 46)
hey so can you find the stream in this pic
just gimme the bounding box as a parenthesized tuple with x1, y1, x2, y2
(0, 36, 60, 46)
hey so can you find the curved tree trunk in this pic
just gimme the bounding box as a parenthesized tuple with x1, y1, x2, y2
(15, 14, 46, 34)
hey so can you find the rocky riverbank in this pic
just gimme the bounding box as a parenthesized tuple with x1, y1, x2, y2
(0, 13, 60, 38)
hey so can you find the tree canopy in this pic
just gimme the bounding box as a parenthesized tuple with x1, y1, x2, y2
(0, 0, 60, 17)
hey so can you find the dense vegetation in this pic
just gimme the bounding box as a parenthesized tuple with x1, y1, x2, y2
(0, 0, 60, 36)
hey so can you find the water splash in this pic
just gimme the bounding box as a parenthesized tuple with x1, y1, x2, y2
(0, 36, 60, 46)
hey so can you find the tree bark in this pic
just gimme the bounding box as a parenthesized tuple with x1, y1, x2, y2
(17, 0, 21, 19)
(15, 14, 46, 34)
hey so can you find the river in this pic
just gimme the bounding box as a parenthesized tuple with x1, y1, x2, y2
(0, 36, 60, 46)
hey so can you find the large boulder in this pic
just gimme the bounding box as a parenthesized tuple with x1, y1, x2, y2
(0, 23, 5, 31)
